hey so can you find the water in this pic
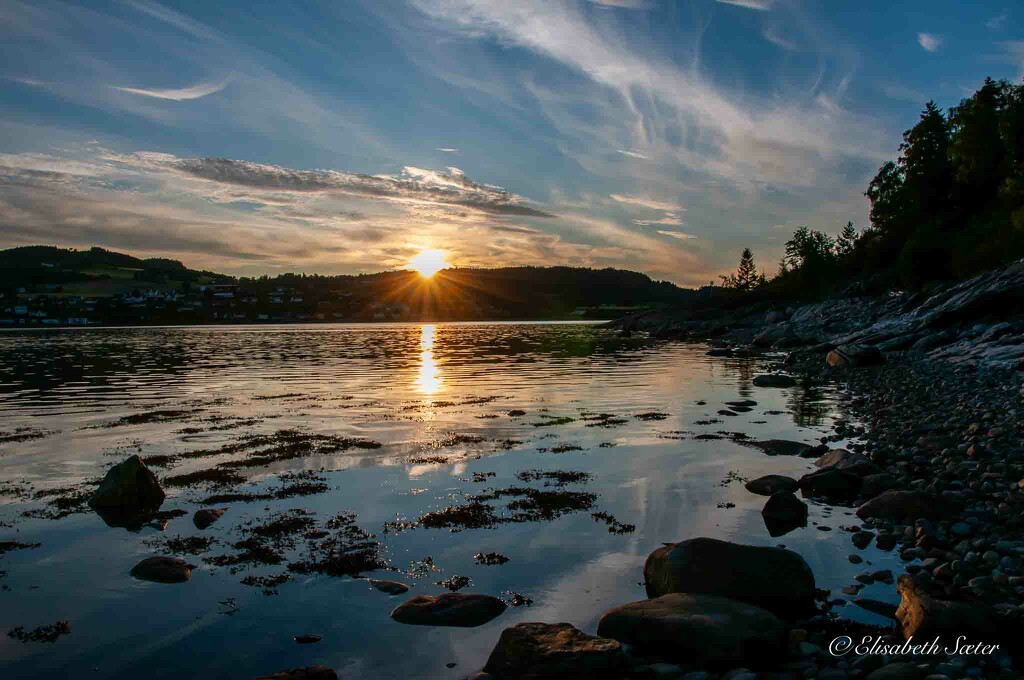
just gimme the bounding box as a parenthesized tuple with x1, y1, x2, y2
(0, 323, 900, 679)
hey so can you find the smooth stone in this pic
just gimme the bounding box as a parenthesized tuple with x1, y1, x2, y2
(368, 579, 409, 595)
(747, 439, 814, 456)
(752, 374, 797, 388)
(745, 474, 799, 496)
(483, 622, 626, 679)
(643, 537, 815, 617)
(597, 593, 785, 667)
(826, 344, 884, 368)
(390, 593, 506, 627)
(895, 574, 999, 640)
(799, 468, 862, 499)
(130, 556, 193, 584)
(814, 449, 881, 476)
(193, 508, 227, 530)
(857, 490, 950, 522)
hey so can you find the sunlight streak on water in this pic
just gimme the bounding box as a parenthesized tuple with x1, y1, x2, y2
(414, 323, 443, 395)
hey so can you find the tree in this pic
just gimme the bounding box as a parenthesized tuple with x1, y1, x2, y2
(835, 222, 858, 259)
(721, 248, 762, 292)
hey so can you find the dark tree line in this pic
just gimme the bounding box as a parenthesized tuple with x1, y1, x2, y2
(721, 77, 1024, 298)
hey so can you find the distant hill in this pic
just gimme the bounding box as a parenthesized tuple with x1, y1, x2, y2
(0, 245, 693, 324)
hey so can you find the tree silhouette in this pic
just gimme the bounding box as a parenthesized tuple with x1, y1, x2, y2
(721, 248, 762, 291)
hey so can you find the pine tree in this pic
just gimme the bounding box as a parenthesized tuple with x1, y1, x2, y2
(835, 222, 858, 259)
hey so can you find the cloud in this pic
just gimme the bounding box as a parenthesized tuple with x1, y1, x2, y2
(634, 214, 683, 226)
(987, 10, 1008, 31)
(162, 156, 555, 217)
(657, 230, 696, 239)
(436, 147, 459, 152)
(918, 33, 942, 52)
(615, 149, 649, 160)
(113, 76, 231, 101)
(609, 194, 677, 211)
(880, 82, 928, 104)
(587, 0, 653, 9)
(762, 24, 799, 51)
(715, 0, 775, 11)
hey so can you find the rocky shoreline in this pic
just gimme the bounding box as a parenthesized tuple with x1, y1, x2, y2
(441, 265, 1024, 679)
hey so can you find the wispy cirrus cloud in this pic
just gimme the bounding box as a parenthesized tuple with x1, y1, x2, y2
(986, 10, 1008, 31)
(609, 194, 677, 211)
(918, 33, 942, 52)
(436, 147, 459, 152)
(587, 0, 653, 9)
(615, 149, 649, 160)
(113, 76, 231, 101)
(657, 230, 696, 240)
(715, 0, 775, 11)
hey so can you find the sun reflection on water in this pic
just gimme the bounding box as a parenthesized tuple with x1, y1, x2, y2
(414, 323, 443, 394)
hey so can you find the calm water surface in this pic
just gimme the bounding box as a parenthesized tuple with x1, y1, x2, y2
(0, 323, 900, 679)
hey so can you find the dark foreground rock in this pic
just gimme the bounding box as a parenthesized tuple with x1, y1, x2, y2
(761, 492, 808, 536)
(483, 622, 625, 679)
(193, 508, 227, 530)
(390, 593, 506, 627)
(254, 666, 338, 680)
(856, 490, 950, 522)
(751, 374, 796, 387)
(744, 474, 799, 496)
(643, 537, 815, 617)
(597, 593, 784, 667)
(814, 448, 881, 476)
(895, 574, 999, 640)
(130, 556, 193, 583)
(88, 455, 165, 510)
(799, 467, 862, 499)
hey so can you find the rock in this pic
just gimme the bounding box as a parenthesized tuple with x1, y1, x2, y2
(895, 574, 999, 640)
(814, 449, 881, 476)
(193, 508, 227, 530)
(130, 556, 193, 583)
(390, 593, 506, 627)
(88, 455, 165, 511)
(860, 473, 898, 499)
(643, 537, 815, 617)
(707, 348, 734, 357)
(851, 530, 874, 549)
(752, 374, 796, 388)
(483, 622, 626, 679)
(597, 593, 784, 667)
(255, 667, 338, 680)
(865, 663, 921, 680)
(911, 331, 954, 353)
(765, 311, 788, 324)
(826, 344, 884, 368)
(745, 474, 799, 496)
(799, 468, 862, 499)
(761, 492, 807, 525)
(368, 579, 409, 595)
(857, 490, 949, 522)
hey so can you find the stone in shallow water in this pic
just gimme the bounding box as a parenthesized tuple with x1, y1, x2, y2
(752, 374, 796, 388)
(255, 666, 338, 680)
(193, 508, 227, 530)
(745, 474, 799, 496)
(798, 468, 861, 499)
(761, 492, 808, 536)
(88, 455, 165, 511)
(368, 579, 409, 595)
(597, 593, 785, 667)
(390, 593, 506, 627)
(483, 622, 625, 679)
(130, 556, 193, 583)
(643, 537, 815, 617)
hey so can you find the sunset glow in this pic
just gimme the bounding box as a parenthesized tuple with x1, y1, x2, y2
(409, 250, 450, 278)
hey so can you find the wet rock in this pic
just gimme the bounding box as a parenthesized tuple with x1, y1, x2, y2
(799, 468, 861, 499)
(746, 439, 814, 457)
(826, 345, 884, 368)
(707, 348, 735, 357)
(483, 622, 626, 679)
(292, 634, 321, 644)
(865, 662, 921, 680)
(860, 473, 898, 499)
(390, 593, 506, 627)
(745, 474, 799, 496)
(814, 449, 881, 476)
(856, 490, 950, 522)
(255, 666, 338, 680)
(761, 493, 808, 532)
(88, 455, 165, 511)
(193, 508, 227, 530)
(597, 593, 784, 667)
(129, 556, 193, 583)
(368, 579, 409, 595)
(895, 574, 999, 640)
(752, 374, 796, 388)
(643, 537, 815, 617)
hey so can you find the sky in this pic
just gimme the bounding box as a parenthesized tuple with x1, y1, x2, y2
(0, 0, 1021, 286)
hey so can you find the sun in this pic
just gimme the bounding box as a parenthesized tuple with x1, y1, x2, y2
(409, 249, 450, 278)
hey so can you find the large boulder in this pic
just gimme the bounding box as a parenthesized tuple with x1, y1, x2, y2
(597, 593, 784, 667)
(895, 575, 999, 641)
(745, 474, 799, 496)
(826, 345, 884, 368)
(643, 538, 815, 617)
(860, 473, 899, 499)
(856, 490, 949, 522)
(193, 508, 227, 530)
(814, 449, 881, 476)
(89, 455, 165, 511)
(752, 374, 796, 388)
(761, 492, 808, 537)
(130, 556, 193, 583)
(390, 593, 506, 627)
(799, 468, 861, 499)
(255, 667, 338, 680)
(483, 622, 626, 679)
